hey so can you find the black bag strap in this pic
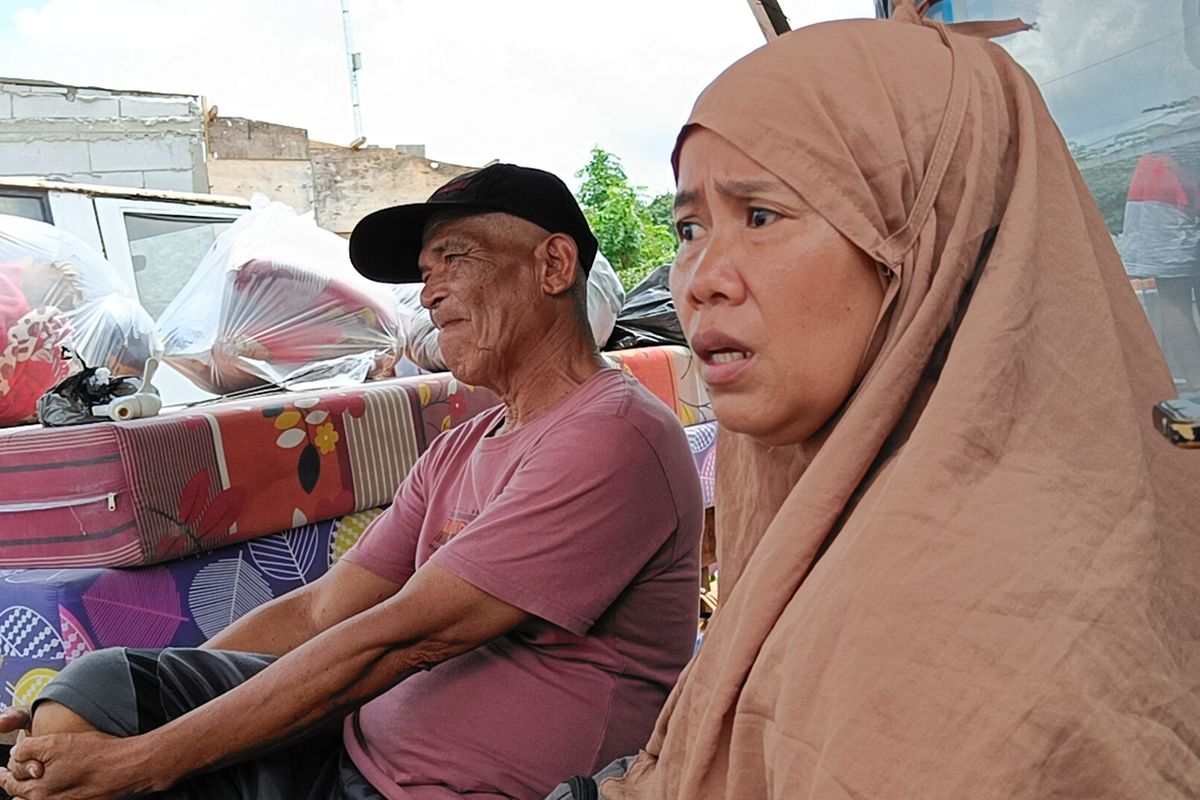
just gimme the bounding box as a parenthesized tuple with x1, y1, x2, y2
(567, 775, 599, 800)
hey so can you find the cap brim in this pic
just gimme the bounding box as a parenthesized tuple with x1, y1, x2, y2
(349, 201, 486, 284)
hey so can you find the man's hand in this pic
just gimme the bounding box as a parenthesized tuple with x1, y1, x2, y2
(0, 732, 163, 800)
(0, 705, 47, 792)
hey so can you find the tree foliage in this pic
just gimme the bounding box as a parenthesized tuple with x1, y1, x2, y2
(575, 147, 677, 290)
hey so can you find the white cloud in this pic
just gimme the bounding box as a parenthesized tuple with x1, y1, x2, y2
(0, 0, 873, 195)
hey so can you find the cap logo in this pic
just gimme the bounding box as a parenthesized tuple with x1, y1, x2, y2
(433, 175, 475, 199)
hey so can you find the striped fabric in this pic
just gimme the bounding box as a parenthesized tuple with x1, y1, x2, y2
(344, 387, 421, 510)
(110, 415, 225, 563)
(685, 421, 718, 507)
(0, 374, 494, 568)
(0, 425, 140, 567)
(0, 351, 720, 711)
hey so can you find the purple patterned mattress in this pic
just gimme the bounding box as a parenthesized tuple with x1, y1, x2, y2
(0, 508, 382, 710)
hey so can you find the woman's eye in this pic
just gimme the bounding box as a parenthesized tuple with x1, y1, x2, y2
(749, 208, 777, 228)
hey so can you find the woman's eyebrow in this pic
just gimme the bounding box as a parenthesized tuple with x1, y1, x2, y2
(714, 178, 788, 198)
(675, 178, 790, 210)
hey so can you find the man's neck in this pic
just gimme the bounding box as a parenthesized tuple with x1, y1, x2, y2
(493, 334, 606, 435)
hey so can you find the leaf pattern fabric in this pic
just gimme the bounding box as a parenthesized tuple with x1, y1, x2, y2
(82, 570, 184, 649)
(188, 554, 275, 639)
(9, 667, 58, 707)
(329, 509, 384, 567)
(249, 526, 320, 584)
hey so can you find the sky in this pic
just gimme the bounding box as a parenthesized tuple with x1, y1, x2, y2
(0, 0, 875, 197)
(1, 1, 1191, 197)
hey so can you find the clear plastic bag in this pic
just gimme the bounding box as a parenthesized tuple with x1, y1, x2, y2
(390, 283, 440, 374)
(158, 199, 403, 394)
(0, 214, 157, 426)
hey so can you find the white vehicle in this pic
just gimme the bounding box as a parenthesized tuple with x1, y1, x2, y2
(0, 178, 250, 317)
(0, 178, 252, 404)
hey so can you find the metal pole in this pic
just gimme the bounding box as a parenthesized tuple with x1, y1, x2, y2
(745, 0, 791, 41)
(340, 0, 364, 139)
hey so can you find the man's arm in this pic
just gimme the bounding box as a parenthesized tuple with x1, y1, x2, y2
(0, 562, 527, 799)
(202, 560, 403, 656)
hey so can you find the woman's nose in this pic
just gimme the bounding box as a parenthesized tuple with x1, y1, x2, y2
(678, 233, 746, 309)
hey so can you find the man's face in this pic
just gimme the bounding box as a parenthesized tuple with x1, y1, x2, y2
(417, 212, 544, 388)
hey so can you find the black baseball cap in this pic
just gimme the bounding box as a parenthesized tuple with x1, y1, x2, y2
(349, 163, 599, 284)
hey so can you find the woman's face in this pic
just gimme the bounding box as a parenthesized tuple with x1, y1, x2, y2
(672, 128, 886, 446)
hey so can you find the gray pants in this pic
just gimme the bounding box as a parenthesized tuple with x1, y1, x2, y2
(36, 647, 383, 800)
(541, 757, 634, 800)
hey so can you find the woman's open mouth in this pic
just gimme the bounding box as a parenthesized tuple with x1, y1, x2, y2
(691, 331, 755, 387)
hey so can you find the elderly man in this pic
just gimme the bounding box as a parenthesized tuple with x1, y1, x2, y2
(0, 164, 702, 800)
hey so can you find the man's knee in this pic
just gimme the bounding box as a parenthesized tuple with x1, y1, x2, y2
(33, 647, 147, 737)
(30, 701, 97, 736)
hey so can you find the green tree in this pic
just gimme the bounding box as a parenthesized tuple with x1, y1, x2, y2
(575, 147, 678, 290)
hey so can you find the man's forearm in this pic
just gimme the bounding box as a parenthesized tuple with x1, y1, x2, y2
(202, 590, 320, 656)
(144, 599, 457, 790)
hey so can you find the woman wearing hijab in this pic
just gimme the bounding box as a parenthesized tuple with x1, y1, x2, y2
(552, 3, 1200, 799)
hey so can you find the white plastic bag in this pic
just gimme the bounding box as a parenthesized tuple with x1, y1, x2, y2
(0, 214, 157, 425)
(159, 199, 404, 394)
(587, 251, 625, 347)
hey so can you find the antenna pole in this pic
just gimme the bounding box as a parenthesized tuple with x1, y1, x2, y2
(340, 0, 365, 139)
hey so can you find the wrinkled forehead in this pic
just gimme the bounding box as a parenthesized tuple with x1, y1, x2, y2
(421, 209, 494, 244)
(421, 210, 555, 246)
(672, 127, 800, 206)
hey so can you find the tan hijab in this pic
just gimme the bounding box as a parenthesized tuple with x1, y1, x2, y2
(603, 11, 1200, 800)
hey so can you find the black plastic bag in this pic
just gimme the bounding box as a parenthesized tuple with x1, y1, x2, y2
(604, 264, 687, 350)
(36, 349, 147, 427)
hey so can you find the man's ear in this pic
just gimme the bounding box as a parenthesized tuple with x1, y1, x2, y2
(536, 233, 581, 297)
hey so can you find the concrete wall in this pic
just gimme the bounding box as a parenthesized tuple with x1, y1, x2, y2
(206, 117, 313, 211)
(311, 147, 477, 236)
(204, 116, 479, 233)
(207, 117, 309, 161)
(207, 159, 314, 214)
(0, 79, 206, 192)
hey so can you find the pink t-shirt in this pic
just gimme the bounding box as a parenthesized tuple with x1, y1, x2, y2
(341, 369, 702, 800)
